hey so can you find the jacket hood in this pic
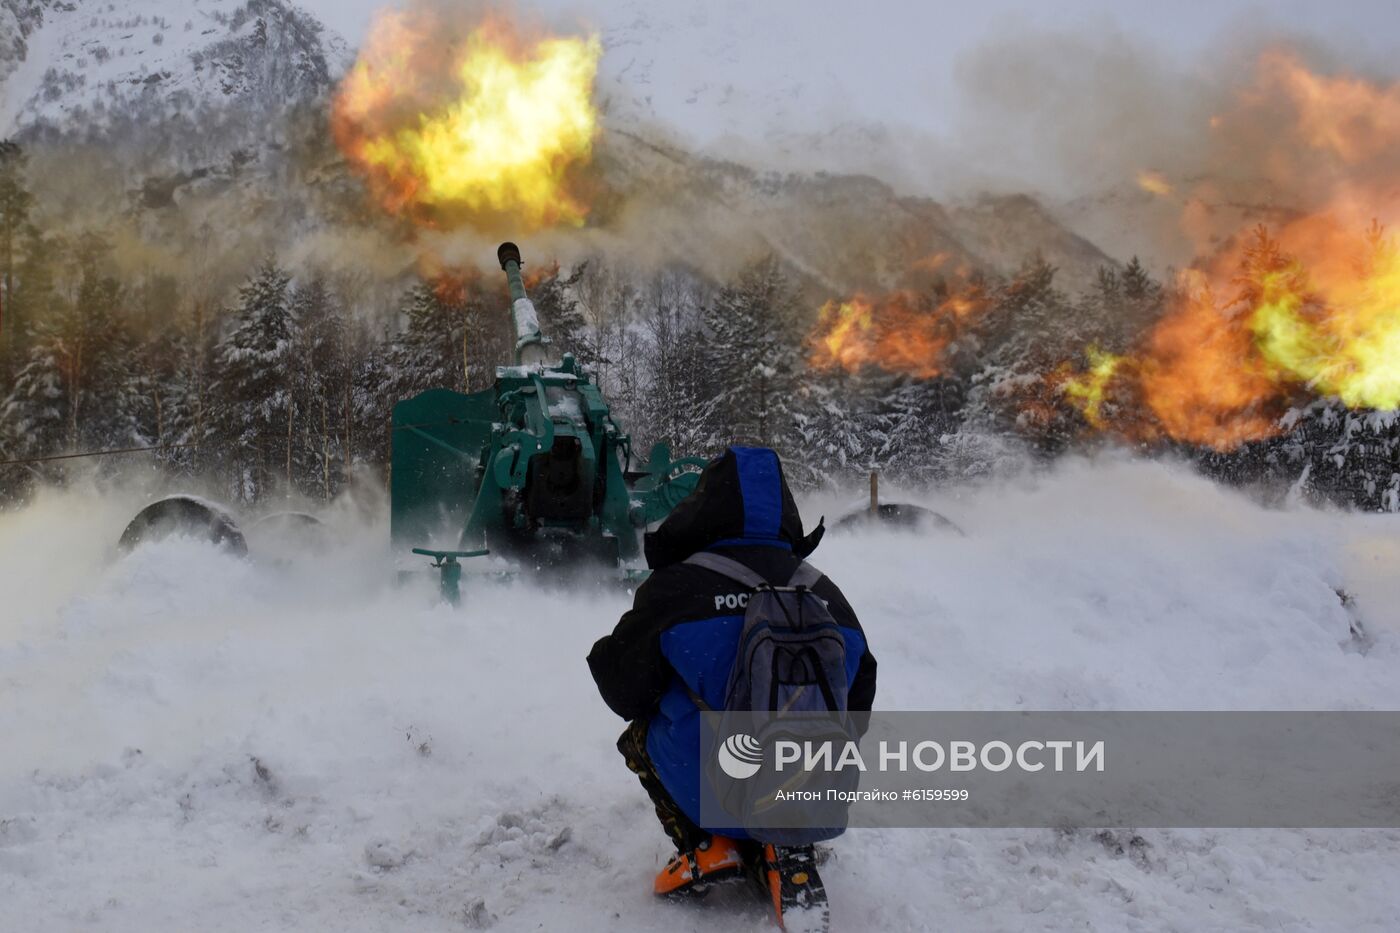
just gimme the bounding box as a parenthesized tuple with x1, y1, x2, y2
(643, 446, 824, 570)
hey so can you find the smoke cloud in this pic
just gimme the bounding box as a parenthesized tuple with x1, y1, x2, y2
(946, 25, 1400, 269)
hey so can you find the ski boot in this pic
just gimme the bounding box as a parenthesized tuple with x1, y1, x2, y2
(653, 834, 745, 898)
(751, 843, 830, 932)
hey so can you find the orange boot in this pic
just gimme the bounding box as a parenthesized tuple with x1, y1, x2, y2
(653, 835, 745, 897)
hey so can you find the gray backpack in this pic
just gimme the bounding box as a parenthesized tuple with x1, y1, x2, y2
(685, 552, 850, 714)
(688, 552, 855, 844)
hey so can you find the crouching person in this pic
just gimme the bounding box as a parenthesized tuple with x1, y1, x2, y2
(587, 446, 877, 927)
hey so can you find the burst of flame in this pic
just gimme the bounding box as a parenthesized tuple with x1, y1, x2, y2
(911, 252, 952, 273)
(1047, 52, 1400, 450)
(1059, 346, 1124, 429)
(810, 289, 986, 380)
(1247, 223, 1400, 409)
(1053, 221, 1400, 449)
(332, 10, 601, 231)
(1136, 170, 1172, 197)
(1134, 266, 1284, 448)
(816, 297, 877, 372)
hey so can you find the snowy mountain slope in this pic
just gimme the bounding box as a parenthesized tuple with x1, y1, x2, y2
(0, 1, 42, 90)
(597, 128, 1116, 297)
(947, 193, 1117, 291)
(0, 0, 349, 136)
(3, 458, 1400, 930)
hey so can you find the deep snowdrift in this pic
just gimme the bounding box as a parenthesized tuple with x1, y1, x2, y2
(3, 458, 1400, 931)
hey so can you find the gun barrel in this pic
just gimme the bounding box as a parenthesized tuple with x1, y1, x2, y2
(497, 242, 548, 365)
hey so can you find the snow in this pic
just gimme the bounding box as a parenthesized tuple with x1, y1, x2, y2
(512, 297, 542, 342)
(2, 0, 226, 131)
(3, 457, 1400, 930)
(0, 0, 351, 137)
(548, 392, 583, 420)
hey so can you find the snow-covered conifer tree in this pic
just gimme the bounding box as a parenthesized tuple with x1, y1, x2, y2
(210, 258, 296, 502)
(703, 254, 804, 454)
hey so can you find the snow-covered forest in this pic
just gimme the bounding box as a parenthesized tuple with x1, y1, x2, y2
(3, 134, 1397, 511)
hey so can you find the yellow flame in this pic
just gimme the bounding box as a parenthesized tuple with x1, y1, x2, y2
(333, 13, 601, 230)
(1249, 244, 1400, 409)
(818, 298, 875, 369)
(1061, 346, 1124, 428)
(1333, 247, 1400, 407)
(1136, 170, 1172, 197)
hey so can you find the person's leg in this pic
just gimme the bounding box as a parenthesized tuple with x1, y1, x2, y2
(616, 719, 709, 852)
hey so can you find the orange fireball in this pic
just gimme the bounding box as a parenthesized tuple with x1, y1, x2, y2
(810, 288, 986, 380)
(332, 8, 601, 232)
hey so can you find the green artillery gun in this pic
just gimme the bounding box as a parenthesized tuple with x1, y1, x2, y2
(116, 242, 705, 603)
(390, 242, 706, 600)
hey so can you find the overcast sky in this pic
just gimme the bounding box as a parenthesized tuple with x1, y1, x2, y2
(304, 0, 1400, 75)
(306, 0, 1400, 48)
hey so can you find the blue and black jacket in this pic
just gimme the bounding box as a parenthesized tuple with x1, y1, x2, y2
(587, 446, 877, 835)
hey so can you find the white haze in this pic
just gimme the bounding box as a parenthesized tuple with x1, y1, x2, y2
(3, 458, 1400, 929)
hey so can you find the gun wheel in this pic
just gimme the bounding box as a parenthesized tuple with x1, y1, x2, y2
(117, 496, 247, 556)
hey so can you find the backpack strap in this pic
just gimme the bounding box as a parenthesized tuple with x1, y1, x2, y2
(684, 551, 769, 589)
(787, 561, 824, 589)
(679, 553, 767, 713)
